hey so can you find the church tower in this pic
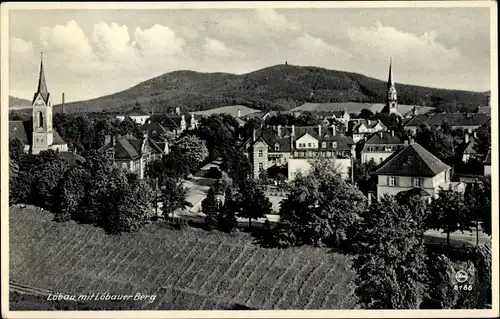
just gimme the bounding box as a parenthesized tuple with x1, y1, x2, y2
(32, 53, 54, 154)
(386, 58, 398, 114)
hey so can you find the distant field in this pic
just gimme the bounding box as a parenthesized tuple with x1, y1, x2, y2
(10, 206, 357, 310)
(292, 102, 435, 116)
(192, 105, 260, 118)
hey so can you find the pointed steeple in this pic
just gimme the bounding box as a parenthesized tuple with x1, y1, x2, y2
(387, 57, 394, 88)
(33, 52, 50, 104)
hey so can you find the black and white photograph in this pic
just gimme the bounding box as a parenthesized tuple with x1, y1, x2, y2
(1, 1, 497, 317)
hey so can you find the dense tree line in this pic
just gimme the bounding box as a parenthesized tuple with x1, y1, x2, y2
(9, 149, 155, 234)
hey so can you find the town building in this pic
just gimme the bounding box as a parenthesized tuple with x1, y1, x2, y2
(403, 113, 490, 135)
(148, 112, 198, 137)
(461, 132, 477, 163)
(241, 124, 355, 180)
(98, 132, 168, 179)
(116, 108, 151, 125)
(373, 142, 452, 200)
(350, 119, 387, 143)
(358, 130, 406, 164)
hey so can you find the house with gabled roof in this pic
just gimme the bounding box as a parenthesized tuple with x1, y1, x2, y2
(373, 142, 452, 200)
(116, 108, 151, 125)
(98, 132, 168, 179)
(403, 113, 491, 135)
(350, 119, 387, 143)
(358, 130, 406, 164)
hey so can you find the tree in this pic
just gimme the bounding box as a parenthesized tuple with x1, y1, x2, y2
(30, 153, 69, 211)
(273, 160, 366, 249)
(352, 159, 377, 194)
(238, 179, 272, 229)
(161, 178, 192, 220)
(416, 125, 455, 163)
(9, 138, 25, 163)
(220, 186, 238, 232)
(353, 195, 427, 309)
(473, 123, 491, 160)
(192, 115, 237, 160)
(464, 176, 491, 237)
(202, 186, 220, 229)
(56, 166, 90, 222)
(171, 135, 209, 169)
(105, 178, 154, 234)
(422, 254, 465, 309)
(429, 189, 471, 247)
(359, 109, 375, 120)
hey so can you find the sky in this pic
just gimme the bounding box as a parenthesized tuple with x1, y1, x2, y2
(8, 6, 492, 103)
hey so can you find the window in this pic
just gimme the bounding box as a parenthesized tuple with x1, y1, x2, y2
(38, 112, 44, 128)
(322, 142, 326, 148)
(258, 150, 263, 157)
(389, 176, 398, 186)
(379, 157, 383, 163)
(332, 142, 337, 149)
(385, 146, 392, 152)
(308, 143, 312, 147)
(36, 138, 39, 143)
(413, 178, 423, 188)
(258, 163, 264, 170)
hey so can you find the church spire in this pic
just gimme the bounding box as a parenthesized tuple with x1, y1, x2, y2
(34, 52, 50, 104)
(387, 57, 394, 88)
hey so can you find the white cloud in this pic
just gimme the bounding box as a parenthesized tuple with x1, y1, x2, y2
(40, 20, 93, 59)
(91, 22, 135, 61)
(133, 24, 185, 58)
(347, 21, 461, 69)
(256, 9, 300, 32)
(295, 33, 349, 56)
(11, 37, 34, 54)
(203, 37, 241, 57)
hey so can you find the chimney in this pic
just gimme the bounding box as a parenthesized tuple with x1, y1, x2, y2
(413, 106, 417, 116)
(379, 131, 383, 138)
(318, 124, 322, 137)
(466, 112, 472, 119)
(391, 130, 395, 136)
(237, 109, 242, 118)
(277, 125, 282, 137)
(404, 139, 408, 145)
(291, 125, 295, 136)
(367, 119, 371, 125)
(409, 137, 415, 144)
(104, 135, 111, 146)
(332, 124, 336, 136)
(61, 93, 65, 114)
(175, 107, 181, 115)
(464, 132, 470, 143)
(252, 128, 256, 142)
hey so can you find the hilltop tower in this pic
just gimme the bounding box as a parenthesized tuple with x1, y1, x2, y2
(386, 58, 398, 114)
(32, 52, 54, 154)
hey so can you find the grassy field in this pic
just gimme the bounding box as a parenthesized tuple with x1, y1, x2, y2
(9, 205, 357, 310)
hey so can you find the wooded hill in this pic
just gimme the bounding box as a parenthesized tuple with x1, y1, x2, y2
(12, 64, 489, 114)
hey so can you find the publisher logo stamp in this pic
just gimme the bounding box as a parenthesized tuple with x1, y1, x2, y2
(455, 270, 469, 283)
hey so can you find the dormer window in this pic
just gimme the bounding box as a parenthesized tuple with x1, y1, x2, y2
(274, 143, 279, 151)
(332, 142, 337, 149)
(322, 142, 327, 148)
